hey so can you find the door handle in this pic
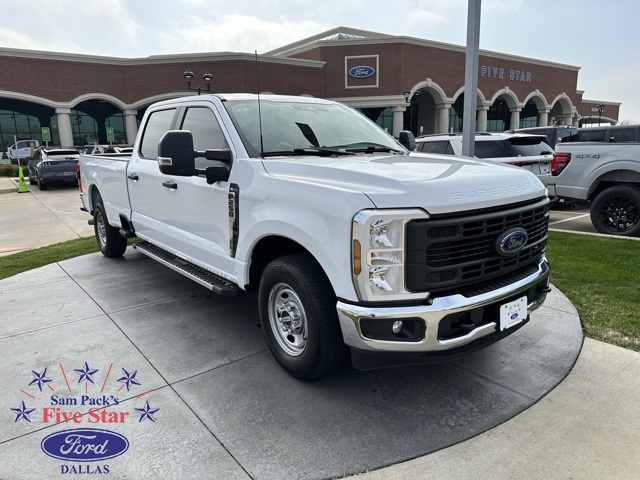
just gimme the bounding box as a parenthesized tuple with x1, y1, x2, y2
(162, 181, 177, 189)
(127, 173, 139, 181)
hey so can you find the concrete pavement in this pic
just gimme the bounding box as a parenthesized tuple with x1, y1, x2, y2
(1, 175, 639, 479)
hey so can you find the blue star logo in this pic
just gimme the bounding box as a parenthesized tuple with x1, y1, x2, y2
(135, 401, 159, 423)
(74, 362, 98, 384)
(117, 368, 141, 391)
(28, 367, 52, 392)
(11, 401, 36, 423)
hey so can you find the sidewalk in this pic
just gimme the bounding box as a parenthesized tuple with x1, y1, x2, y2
(0, 177, 93, 256)
(356, 337, 640, 479)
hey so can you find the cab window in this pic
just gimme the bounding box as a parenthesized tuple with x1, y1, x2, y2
(140, 109, 176, 159)
(180, 107, 229, 168)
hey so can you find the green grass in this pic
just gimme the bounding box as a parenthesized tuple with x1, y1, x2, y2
(546, 231, 640, 352)
(0, 237, 99, 280)
(0, 231, 638, 352)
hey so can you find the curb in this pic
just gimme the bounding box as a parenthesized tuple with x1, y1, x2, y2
(0, 177, 20, 194)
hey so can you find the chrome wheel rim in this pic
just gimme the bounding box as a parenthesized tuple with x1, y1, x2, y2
(267, 283, 307, 357)
(96, 211, 107, 248)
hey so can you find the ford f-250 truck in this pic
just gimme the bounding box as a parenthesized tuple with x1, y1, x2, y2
(79, 94, 551, 379)
(551, 142, 640, 236)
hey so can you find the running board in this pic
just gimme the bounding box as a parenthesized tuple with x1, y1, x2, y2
(133, 241, 240, 296)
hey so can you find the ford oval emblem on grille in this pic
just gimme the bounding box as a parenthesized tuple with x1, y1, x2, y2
(348, 66, 375, 78)
(496, 227, 528, 256)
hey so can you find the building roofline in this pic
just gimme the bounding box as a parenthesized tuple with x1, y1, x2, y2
(266, 26, 581, 72)
(0, 47, 324, 68)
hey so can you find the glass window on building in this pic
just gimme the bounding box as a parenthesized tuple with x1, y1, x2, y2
(0, 100, 58, 152)
(520, 101, 538, 128)
(487, 99, 510, 132)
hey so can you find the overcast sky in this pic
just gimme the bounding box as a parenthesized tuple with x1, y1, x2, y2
(1, 0, 638, 121)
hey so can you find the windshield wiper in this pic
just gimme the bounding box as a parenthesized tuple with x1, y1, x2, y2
(261, 148, 353, 157)
(344, 145, 403, 153)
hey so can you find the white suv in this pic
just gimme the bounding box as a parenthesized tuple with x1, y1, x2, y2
(414, 132, 553, 186)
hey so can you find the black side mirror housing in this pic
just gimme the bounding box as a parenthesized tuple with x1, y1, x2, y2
(398, 130, 416, 151)
(157, 130, 196, 176)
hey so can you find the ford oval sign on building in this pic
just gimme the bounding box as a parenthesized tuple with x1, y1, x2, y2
(41, 428, 129, 462)
(348, 66, 376, 78)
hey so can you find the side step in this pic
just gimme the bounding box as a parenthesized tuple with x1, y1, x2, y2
(133, 241, 240, 296)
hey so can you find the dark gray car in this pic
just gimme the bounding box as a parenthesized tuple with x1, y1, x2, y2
(27, 147, 80, 190)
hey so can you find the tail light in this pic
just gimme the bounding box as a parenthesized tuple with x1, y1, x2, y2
(552, 152, 571, 176)
(76, 161, 82, 192)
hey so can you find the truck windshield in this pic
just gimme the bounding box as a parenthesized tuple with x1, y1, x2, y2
(223, 98, 404, 158)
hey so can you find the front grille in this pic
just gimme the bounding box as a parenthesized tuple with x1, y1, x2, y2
(405, 198, 549, 293)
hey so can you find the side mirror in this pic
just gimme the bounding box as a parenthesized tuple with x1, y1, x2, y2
(157, 130, 196, 176)
(398, 130, 416, 151)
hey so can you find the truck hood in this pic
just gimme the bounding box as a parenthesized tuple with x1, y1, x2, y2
(261, 153, 546, 214)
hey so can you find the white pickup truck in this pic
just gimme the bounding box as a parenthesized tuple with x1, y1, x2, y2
(551, 142, 640, 236)
(79, 94, 551, 379)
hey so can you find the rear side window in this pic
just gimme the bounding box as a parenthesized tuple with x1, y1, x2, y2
(140, 109, 176, 159)
(578, 129, 605, 142)
(417, 140, 453, 155)
(609, 128, 636, 142)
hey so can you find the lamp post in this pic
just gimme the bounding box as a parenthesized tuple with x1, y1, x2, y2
(183, 70, 213, 95)
(403, 89, 420, 135)
(596, 104, 604, 126)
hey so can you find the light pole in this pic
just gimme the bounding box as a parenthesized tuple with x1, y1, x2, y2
(183, 70, 213, 95)
(403, 89, 420, 135)
(596, 104, 604, 126)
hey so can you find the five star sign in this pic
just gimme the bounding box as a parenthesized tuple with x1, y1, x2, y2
(117, 368, 141, 391)
(135, 401, 159, 423)
(29, 368, 52, 391)
(11, 401, 35, 423)
(74, 362, 98, 384)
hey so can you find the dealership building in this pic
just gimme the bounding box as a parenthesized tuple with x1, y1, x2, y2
(0, 26, 620, 151)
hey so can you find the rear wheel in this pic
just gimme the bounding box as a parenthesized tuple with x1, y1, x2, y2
(590, 185, 640, 237)
(37, 174, 47, 190)
(94, 201, 127, 257)
(258, 254, 347, 380)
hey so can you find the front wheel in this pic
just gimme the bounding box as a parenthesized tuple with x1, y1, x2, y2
(590, 185, 640, 237)
(258, 254, 347, 380)
(93, 201, 127, 257)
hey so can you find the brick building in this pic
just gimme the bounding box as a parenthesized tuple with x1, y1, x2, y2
(0, 26, 619, 151)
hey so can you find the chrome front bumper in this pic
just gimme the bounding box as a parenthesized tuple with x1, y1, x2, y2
(337, 259, 550, 354)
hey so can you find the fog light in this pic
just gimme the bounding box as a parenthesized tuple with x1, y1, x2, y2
(392, 320, 403, 334)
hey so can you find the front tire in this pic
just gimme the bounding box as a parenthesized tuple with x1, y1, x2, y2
(94, 201, 127, 257)
(590, 185, 640, 237)
(258, 254, 347, 380)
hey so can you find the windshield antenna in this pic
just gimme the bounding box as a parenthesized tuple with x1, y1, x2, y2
(255, 50, 265, 158)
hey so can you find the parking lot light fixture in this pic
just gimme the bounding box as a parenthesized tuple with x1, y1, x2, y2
(183, 70, 212, 95)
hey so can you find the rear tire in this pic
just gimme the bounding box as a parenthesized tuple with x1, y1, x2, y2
(94, 201, 127, 257)
(258, 254, 347, 380)
(37, 174, 47, 190)
(590, 185, 640, 237)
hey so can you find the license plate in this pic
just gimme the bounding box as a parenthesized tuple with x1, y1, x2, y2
(539, 163, 551, 175)
(499, 296, 527, 331)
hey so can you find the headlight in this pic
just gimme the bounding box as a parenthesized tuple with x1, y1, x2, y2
(352, 209, 429, 302)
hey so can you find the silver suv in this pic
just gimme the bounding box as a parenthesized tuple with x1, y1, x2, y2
(414, 132, 554, 186)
